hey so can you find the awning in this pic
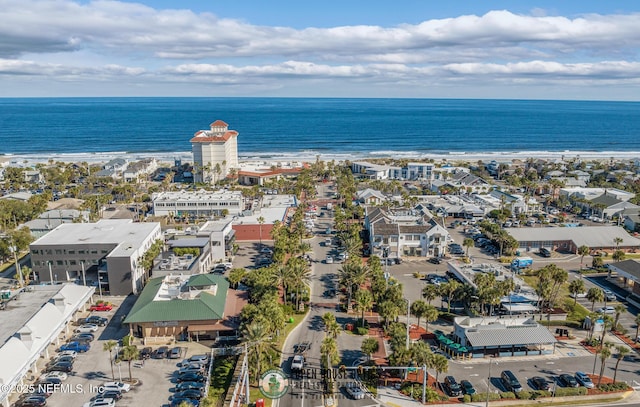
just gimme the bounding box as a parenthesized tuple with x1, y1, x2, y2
(501, 303, 538, 313)
(187, 322, 235, 332)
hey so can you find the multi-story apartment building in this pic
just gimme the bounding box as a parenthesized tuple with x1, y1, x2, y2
(191, 120, 239, 183)
(152, 189, 244, 218)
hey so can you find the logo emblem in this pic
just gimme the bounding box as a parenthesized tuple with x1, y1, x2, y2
(259, 369, 289, 399)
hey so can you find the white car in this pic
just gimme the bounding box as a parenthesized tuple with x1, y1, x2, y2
(597, 306, 616, 315)
(103, 381, 131, 393)
(40, 371, 68, 381)
(83, 398, 116, 407)
(344, 384, 365, 400)
(75, 324, 99, 333)
(325, 256, 334, 264)
(57, 350, 78, 359)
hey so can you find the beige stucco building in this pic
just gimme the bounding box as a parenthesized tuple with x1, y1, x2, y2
(191, 120, 239, 183)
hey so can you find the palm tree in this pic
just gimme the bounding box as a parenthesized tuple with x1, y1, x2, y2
(103, 340, 118, 380)
(429, 353, 449, 390)
(121, 345, 139, 383)
(257, 216, 265, 248)
(354, 289, 373, 327)
(568, 280, 585, 305)
(378, 299, 400, 330)
(227, 268, 247, 289)
(463, 238, 474, 257)
(612, 250, 625, 263)
(422, 285, 439, 306)
(410, 300, 429, 331)
(321, 336, 339, 367)
(597, 342, 613, 386)
(272, 265, 292, 305)
(361, 337, 379, 361)
(587, 287, 604, 312)
(242, 322, 271, 382)
(440, 280, 460, 313)
(614, 237, 623, 250)
(577, 245, 590, 269)
(612, 304, 627, 332)
(612, 345, 630, 383)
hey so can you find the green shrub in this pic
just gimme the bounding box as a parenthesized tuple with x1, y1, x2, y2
(462, 395, 471, 403)
(538, 320, 582, 329)
(355, 327, 368, 335)
(531, 390, 551, 399)
(516, 390, 531, 400)
(437, 312, 458, 322)
(598, 382, 631, 392)
(471, 393, 500, 402)
(500, 391, 516, 399)
(554, 387, 587, 397)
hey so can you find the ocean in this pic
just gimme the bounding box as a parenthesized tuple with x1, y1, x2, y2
(1, 97, 639, 163)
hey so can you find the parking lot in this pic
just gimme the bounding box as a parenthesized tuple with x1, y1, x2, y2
(12, 295, 212, 407)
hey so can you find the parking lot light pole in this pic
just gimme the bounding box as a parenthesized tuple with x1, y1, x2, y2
(485, 357, 496, 407)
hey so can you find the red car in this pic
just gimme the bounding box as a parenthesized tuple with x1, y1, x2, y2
(90, 304, 113, 311)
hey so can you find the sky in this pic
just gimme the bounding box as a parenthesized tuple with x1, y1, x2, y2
(2, 0, 640, 99)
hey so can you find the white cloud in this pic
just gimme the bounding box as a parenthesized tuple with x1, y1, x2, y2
(1, 0, 640, 97)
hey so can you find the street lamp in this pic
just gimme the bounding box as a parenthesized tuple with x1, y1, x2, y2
(9, 244, 23, 287)
(48, 261, 54, 285)
(80, 262, 87, 287)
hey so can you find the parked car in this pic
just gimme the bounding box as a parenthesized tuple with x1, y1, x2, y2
(37, 377, 63, 387)
(82, 398, 116, 407)
(152, 346, 169, 359)
(603, 290, 617, 302)
(188, 354, 210, 365)
(48, 355, 75, 366)
(15, 395, 47, 407)
(539, 247, 551, 257)
(140, 347, 153, 360)
(71, 333, 94, 342)
(173, 389, 204, 400)
(597, 306, 616, 315)
(169, 347, 182, 359)
(501, 370, 523, 393)
(74, 324, 99, 333)
(428, 257, 442, 264)
(57, 350, 78, 359)
(575, 372, 595, 389)
(46, 361, 73, 373)
(92, 391, 123, 401)
(85, 316, 109, 326)
(177, 372, 206, 383)
(175, 382, 206, 392)
(531, 376, 550, 391)
(39, 371, 68, 381)
(444, 376, 462, 397)
(90, 303, 113, 312)
(179, 366, 205, 375)
(211, 264, 227, 274)
(103, 381, 131, 393)
(325, 255, 334, 264)
(558, 373, 579, 388)
(59, 342, 90, 353)
(460, 380, 476, 395)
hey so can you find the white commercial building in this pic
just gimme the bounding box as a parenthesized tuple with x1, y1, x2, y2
(29, 219, 162, 295)
(191, 120, 239, 183)
(0, 284, 94, 407)
(152, 189, 244, 217)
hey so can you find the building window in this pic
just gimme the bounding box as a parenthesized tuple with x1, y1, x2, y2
(56, 260, 64, 266)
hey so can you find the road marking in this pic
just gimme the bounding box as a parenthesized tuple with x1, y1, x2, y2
(470, 374, 479, 377)
(546, 362, 554, 364)
(464, 366, 474, 369)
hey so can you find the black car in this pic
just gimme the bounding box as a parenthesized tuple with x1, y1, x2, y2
(501, 370, 523, 393)
(140, 347, 153, 360)
(85, 316, 108, 326)
(444, 376, 462, 397)
(558, 373, 579, 388)
(15, 395, 47, 407)
(175, 381, 206, 392)
(428, 257, 442, 264)
(46, 361, 73, 373)
(93, 391, 123, 401)
(152, 346, 169, 359)
(460, 380, 476, 395)
(177, 372, 206, 383)
(174, 389, 204, 400)
(48, 355, 75, 366)
(531, 376, 550, 391)
(70, 335, 93, 343)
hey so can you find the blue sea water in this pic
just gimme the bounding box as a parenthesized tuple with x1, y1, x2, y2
(1, 97, 639, 161)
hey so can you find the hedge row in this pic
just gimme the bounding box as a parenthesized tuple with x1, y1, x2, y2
(471, 393, 500, 402)
(516, 390, 552, 400)
(554, 387, 587, 397)
(598, 382, 631, 392)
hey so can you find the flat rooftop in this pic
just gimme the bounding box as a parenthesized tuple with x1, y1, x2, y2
(31, 219, 159, 247)
(152, 189, 243, 202)
(508, 225, 640, 248)
(0, 285, 63, 346)
(235, 194, 297, 225)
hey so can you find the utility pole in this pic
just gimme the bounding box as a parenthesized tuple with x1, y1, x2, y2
(422, 364, 427, 404)
(48, 261, 54, 285)
(81, 261, 87, 287)
(406, 299, 411, 349)
(10, 242, 23, 287)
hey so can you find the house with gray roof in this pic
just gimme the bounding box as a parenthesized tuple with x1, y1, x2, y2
(123, 273, 247, 343)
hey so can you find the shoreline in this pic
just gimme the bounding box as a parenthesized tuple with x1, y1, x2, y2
(2, 149, 640, 166)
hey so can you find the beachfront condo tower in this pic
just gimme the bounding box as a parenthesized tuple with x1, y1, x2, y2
(191, 120, 239, 183)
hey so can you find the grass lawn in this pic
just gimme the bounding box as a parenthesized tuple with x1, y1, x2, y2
(275, 310, 308, 350)
(249, 385, 273, 407)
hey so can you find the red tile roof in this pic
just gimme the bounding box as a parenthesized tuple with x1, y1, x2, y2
(210, 120, 228, 128)
(190, 130, 238, 143)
